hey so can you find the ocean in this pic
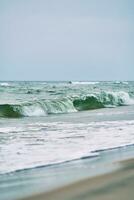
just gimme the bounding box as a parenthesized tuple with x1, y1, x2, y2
(0, 81, 134, 200)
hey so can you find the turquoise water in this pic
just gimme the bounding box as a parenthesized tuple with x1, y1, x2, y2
(0, 81, 134, 199)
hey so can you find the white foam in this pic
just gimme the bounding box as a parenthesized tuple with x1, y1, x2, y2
(1, 119, 134, 174)
(72, 81, 99, 85)
(113, 91, 134, 105)
(21, 105, 47, 117)
(99, 91, 134, 106)
(0, 82, 11, 87)
(122, 81, 129, 85)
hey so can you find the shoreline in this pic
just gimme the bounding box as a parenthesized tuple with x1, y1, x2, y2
(20, 158, 134, 200)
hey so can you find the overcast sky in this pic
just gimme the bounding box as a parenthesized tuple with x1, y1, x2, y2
(0, 0, 134, 81)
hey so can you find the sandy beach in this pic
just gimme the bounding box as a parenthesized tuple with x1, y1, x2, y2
(20, 158, 134, 200)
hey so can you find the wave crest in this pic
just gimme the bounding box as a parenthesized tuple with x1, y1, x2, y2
(73, 91, 134, 111)
(0, 91, 133, 118)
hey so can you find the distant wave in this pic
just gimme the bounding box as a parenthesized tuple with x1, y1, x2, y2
(26, 89, 41, 94)
(0, 82, 11, 87)
(0, 91, 134, 118)
(71, 81, 99, 85)
(114, 81, 129, 85)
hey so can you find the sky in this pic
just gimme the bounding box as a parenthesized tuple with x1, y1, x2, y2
(0, 0, 134, 81)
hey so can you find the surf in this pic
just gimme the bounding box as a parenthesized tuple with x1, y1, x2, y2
(0, 91, 133, 118)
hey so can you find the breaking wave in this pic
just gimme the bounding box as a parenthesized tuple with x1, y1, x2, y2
(71, 81, 99, 85)
(0, 98, 76, 118)
(0, 82, 11, 87)
(0, 91, 134, 118)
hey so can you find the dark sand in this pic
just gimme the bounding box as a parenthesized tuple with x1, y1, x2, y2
(20, 158, 134, 200)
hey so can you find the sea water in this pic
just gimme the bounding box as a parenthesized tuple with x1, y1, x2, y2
(0, 81, 134, 199)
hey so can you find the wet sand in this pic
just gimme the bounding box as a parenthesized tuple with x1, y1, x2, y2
(20, 158, 134, 200)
